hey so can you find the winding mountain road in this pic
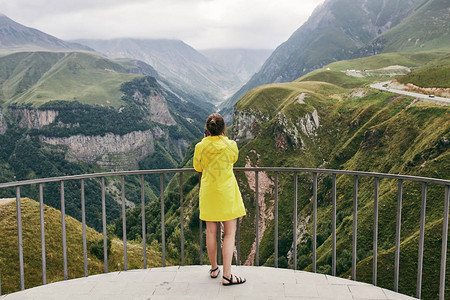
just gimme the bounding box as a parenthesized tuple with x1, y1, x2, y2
(370, 81, 450, 104)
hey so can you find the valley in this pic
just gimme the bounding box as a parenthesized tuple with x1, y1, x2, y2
(0, 0, 449, 299)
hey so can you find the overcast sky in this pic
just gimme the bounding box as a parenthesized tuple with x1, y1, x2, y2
(0, 0, 324, 50)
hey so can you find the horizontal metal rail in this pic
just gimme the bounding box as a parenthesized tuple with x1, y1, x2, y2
(0, 167, 449, 299)
(1, 167, 449, 188)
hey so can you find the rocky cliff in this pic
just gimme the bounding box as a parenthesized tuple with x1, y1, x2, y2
(0, 107, 7, 134)
(233, 109, 269, 143)
(131, 90, 176, 126)
(40, 130, 155, 170)
(9, 108, 59, 129)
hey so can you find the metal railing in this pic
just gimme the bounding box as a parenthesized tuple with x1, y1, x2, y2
(0, 167, 449, 299)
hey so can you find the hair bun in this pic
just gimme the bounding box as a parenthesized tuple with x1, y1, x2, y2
(206, 113, 225, 136)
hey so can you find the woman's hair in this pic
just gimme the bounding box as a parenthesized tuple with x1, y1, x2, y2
(206, 113, 225, 136)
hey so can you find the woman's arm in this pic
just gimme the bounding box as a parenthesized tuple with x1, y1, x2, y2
(193, 143, 203, 172)
(232, 141, 239, 164)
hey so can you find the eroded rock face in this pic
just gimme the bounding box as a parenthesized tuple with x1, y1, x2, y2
(132, 90, 176, 126)
(275, 113, 302, 150)
(40, 130, 154, 171)
(243, 155, 274, 266)
(9, 108, 59, 129)
(234, 106, 320, 151)
(232, 109, 269, 143)
(297, 109, 319, 137)
(0, 108, 7, 134)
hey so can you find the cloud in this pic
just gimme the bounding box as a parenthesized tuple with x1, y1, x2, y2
(0, 0, 324, 49)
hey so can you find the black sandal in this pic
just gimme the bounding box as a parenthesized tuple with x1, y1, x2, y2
(222, 274, 246, 286)
(209, 266, 220, 278)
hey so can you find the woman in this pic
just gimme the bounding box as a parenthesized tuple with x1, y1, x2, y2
(193, 113, 247, 286)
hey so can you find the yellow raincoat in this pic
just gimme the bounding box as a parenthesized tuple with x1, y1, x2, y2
(193, 135, 246, 221)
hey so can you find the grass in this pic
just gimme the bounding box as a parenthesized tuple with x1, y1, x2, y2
(0, 51, 142, 108)
(296, 51, 450, 88)
(236, 81, 346, 115)
(0, 197, 166, 295)
(377, 0, 450, 53)
(396, 64, 450, 88)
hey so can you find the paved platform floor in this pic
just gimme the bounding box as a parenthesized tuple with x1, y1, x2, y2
(1, 265, 417, 300)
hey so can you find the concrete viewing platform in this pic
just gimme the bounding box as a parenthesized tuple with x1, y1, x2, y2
(1, 265, 417, 300)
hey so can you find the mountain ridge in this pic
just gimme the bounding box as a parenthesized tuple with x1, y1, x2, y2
(73, 38, 243, 105)
(0, 14, 91, 52)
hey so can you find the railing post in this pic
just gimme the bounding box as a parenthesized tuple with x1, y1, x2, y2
(101, 177, 108, 273)
(236, 218, 241, 266)
(141, 175, 147, 269)
(417, 182, 427, 299)
(439, 186, 450, 300)
(16, 187, 25, 290)
(160, 173, 166, 267)
(352, 175, 358, 281)
(81, 179, 88, 277)
(373, 177, 379, 286)
(313, 172, 317, 273)
(61, 181, 68, 280)
(293, 172, 298, 270)
(39, 183, 47, 285)
(199, 173, 203, 265)
(274, 171, 279, 268)
(394, 179, 403, 292)
(179, 172, 184, 266)
(121, 176, 128, 271)
(255, 170, 259, 266)
(332, 173, 337, 276)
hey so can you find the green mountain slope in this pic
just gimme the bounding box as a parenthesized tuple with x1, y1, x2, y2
(230, 53, 449, 299)
(396, 64, 450, 88)
(372, 0, 450, 53)
(0, 51, 139, 108)
(0, 197, 166, 295)
(115, 51, 449, 299)
(297, 51, 450, 87)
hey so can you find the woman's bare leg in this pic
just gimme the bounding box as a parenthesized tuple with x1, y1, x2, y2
(222, 219, 245, 284)
(206, 221, 219, 277)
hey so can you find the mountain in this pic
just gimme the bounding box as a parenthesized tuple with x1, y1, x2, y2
(0, 51, 138, 107)
(0, 52, 209, 170)
(115, 51, 449, 299)
(231, 51, 449, 299)
(73, 38, 242, 105)
(0, 197, 165, 295)
(0, 13, 91, 52)
(200, 49, 272, 82)
(0, 50, 210, 234)
(366, 0, 450, 53)
(225, 0, 450, 111)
